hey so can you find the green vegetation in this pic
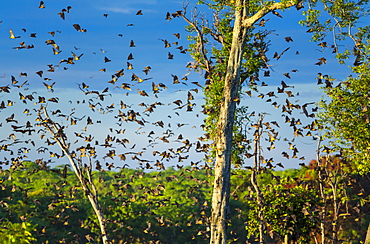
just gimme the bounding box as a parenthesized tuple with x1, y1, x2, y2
(318, 61, 370, 175)
(0, 161, 368, 243)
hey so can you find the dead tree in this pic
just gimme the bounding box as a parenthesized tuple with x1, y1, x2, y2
(39, 106, 109, 244)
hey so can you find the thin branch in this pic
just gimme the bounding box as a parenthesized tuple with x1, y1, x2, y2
(179, 11, 212, 74)
(86, 154, 98, 197)
(329, 14, 340, 51)
(211, 11, 225, 45)
(315, 135, 326, 244)
(41, 107, 83, 177)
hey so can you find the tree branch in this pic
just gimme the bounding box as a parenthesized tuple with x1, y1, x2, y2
(180, 12, 212, 74)
(243, 0, 298, 28)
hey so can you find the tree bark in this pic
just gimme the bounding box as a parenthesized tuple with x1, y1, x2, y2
(365, 223, 370, 243)
(209, 1, 298, 243)
(210, 1, 249, 243)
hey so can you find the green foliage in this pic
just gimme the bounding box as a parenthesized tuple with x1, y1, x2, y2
(1, 163, 369, 242)
(245, 175, 321, 242)
(299, 0, 370, 42)
(0, 163, 214, 243)
(318, 62, 370, 174)
(300, 0, 370, 175)
(0, 222, 36, 244)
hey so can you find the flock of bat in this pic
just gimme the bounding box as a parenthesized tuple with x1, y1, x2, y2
(0, 2, 344, 243)
(1, 1, 209, 171)
(0, 1, 329, 172)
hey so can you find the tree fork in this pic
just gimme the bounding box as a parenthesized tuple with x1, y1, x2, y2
(210, 1, 249, 243)
(210, 1, 298, 243)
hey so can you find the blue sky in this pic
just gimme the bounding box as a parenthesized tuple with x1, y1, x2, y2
(0, 0, 356, 170)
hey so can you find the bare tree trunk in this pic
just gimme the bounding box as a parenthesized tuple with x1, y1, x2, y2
(61, 153, 109, 244)
(209, 1, 299, 243)
(87, 194, 109, 243)
(40, 106, 109, 244)
(316, 136, 326, 244)
(85, 155, 109, 244)
(251, 114, 265, 243)
(210, 1, 248, 243)
(284, 234, 289, 244)
(365, 223, 370, 243)
(330, 174, 339, 244)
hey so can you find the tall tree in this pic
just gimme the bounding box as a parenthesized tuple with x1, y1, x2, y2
(307, 0, 370, 175)
(182, 1, 301, 243)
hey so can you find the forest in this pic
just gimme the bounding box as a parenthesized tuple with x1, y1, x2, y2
(1, 160, 369, 243)
(0, 0, 370, 243)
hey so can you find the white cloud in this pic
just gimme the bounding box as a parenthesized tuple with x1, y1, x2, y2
(97, 0, 159, 15)
(99, 7, 135, 14)
(98, 6, 158, 14)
